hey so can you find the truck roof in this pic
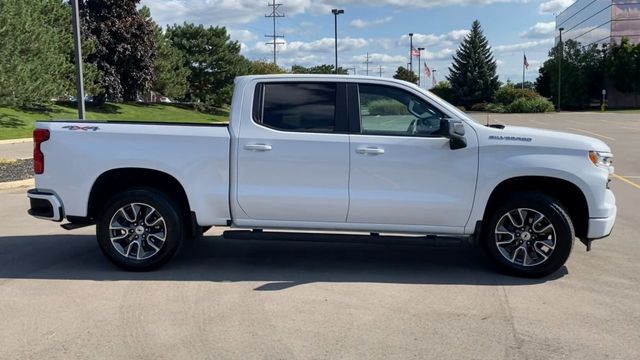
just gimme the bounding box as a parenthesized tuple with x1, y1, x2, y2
(235, 74, 415, 86)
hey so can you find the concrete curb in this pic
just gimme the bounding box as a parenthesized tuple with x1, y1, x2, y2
(0, 138, 32, 145)
(0, 178, 34, 190)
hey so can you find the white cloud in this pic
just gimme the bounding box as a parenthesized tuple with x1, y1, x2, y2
(521, 21, 556, 38)
(424, 48, 455, 61)
(399, 30, 470, 48)
(228, 29, 256, 42)
(493, 38, 554, 53)
(351, 52, 406, 63)
(350, 16, 393, 28)
(252, 37, 368, 55)
(538, 0, 574, 15)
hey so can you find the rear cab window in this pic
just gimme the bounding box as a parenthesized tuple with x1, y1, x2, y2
(253, 82, 348, 133)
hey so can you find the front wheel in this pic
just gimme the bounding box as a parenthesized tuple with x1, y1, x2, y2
(483, 193, 574, 277)
(96, 187, 184, 271)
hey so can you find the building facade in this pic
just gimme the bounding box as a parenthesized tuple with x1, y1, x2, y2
(556, 0, 640, 46)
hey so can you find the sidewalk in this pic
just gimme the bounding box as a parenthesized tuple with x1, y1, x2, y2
(0, 138, 32, 160)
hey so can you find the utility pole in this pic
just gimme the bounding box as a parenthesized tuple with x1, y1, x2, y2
(70, 0, 85, 119)
(379, 65, 383, 77)
(409, 33, 414, 73)
(363, 52, 371, 76)
(332, 9, 345, 74)
(557, 27, 564, 112)
(265, 0, 285, 65)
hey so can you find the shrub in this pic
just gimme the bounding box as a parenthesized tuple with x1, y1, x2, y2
(485, 103, 506, 113)
(367, 99, 409, 116)
(494, 85, 538, 105)
(506, 97, 555, 113)
(470, 102, 489, 111)
(429, 81, 456, 104)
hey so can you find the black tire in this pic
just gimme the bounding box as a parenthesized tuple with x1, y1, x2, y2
(96, 187, 184, 271)
(482, 192, 574, 278)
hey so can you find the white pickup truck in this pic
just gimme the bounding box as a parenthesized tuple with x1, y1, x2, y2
(27, 75, 616, 277)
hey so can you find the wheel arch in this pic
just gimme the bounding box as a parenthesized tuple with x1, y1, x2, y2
(482, 176, 589, 240)
(87, 168, 195, 231)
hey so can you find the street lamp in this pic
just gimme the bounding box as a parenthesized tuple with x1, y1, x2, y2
(417, 47, 424, 87)
(557, 27, 564, 111)
(409, 33, 414, 73)
(332, 9, 344, 74)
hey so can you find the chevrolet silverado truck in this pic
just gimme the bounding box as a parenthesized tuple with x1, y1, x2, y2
(27, 75, 616, 277)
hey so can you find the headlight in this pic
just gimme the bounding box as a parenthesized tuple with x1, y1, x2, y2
(589, 151, 614, 173)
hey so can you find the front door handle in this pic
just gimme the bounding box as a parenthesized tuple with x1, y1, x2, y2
(244, 143, 272, 151)
(356, 146, 385, 155)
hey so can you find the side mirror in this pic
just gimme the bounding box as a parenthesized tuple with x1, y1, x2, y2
(442, 119, 467, 150)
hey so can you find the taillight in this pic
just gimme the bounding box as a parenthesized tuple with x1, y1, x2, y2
(33, 129, 49, 174)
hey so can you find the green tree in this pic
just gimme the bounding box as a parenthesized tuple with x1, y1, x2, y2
(166, 23, 246, 107)
(248, 60, 285, 75)
(607, 38, 640, 95)
(392, 66, 419, 84)
(81, 0, 156, 103)
(429, 81, 455, 103)
(0, 1, 74, 106)
(537, 40, 605, 109)
(140, 6, 190, 100)
(291, 64, 348, 74)
(447, 20, 499, 109)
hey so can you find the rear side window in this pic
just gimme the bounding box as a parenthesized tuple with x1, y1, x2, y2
(257, 82, 337, 132)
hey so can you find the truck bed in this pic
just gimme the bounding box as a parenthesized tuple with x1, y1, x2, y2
(34, 120, 232, 225)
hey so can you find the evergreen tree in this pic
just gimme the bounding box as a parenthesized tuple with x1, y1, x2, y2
(140, 6, 190, 100)
(447, 20, 499, 109)
(392, 66, 419, 84)
(81, 0, 156, 103)
(166, 23, 246, 107)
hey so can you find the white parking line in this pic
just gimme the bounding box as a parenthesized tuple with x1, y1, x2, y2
(566, 127, 615, 141)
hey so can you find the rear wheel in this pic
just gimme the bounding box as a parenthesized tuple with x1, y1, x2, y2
(96, 187, 184, 271)
(483, 193, 574, 277)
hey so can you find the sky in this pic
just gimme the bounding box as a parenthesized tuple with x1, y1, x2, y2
(140, 0, 575, 86)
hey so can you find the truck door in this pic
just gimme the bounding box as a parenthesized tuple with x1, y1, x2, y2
(235, 81, 350, 222)
(347, 83, 478, 228)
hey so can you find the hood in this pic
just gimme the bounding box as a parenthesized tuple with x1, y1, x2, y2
(484, 125, 611, 152)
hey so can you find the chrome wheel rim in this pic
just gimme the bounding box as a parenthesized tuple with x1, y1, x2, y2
(494, 208, 556, 267)
(109, 203, 166, 260)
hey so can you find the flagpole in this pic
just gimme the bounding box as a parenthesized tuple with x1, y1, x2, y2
(522, 52, 525, 90)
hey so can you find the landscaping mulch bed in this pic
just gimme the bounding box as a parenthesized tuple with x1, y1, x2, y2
(0, 159, 33, 183)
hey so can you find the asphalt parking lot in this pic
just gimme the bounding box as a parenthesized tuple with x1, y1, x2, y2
(1, 112, 639, 359)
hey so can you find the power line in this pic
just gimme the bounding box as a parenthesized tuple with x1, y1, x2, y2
(265, 0, 285, 65)
(363, 52, 371, 76)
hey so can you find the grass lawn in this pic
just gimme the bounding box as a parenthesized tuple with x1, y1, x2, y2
(0, 102, 228, 140)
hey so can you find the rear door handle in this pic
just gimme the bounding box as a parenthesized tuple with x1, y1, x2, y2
(244, 143, 272, 151)
(356, 146, 385, 155)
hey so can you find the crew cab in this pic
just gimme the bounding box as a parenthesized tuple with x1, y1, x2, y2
(27, 75, 616, 277)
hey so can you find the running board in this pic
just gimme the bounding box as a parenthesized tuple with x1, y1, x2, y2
(222, 230, 472, 247)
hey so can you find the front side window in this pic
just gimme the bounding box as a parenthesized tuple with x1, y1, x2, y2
(259, 82, 337, 132)
(358, 84, 445, 136)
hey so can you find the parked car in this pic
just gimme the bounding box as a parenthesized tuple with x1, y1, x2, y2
(159, 96, 172, 103)
(27, 75, 616, 276)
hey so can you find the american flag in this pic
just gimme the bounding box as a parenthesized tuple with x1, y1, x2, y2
(423, 62, 431, 77)
(411, 47, 420, 57)
(524, 53, 529, 70)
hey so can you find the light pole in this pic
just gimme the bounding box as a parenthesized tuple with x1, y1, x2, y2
(557, 27, 564, 111)
(417, 47, 424, 87)
(71, 0, 85, 119)
(432, 69, 437, 88)
(332, 9, 344, 74)
(409, 33, 414, 73)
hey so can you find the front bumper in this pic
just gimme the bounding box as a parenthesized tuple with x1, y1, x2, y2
(27, 189, 63, 222)
(587, 205, 616, 239)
